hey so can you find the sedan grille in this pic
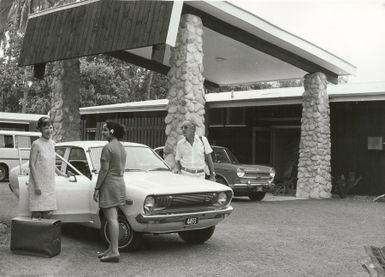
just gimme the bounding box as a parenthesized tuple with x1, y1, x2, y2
(151, 192, 231, 215)
(156, 192, 215, 208)
(244, 172, 272, 181)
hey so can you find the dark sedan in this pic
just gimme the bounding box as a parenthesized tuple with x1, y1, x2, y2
(154, 145, 275, 201)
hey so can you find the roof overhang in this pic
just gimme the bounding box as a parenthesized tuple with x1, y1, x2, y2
(19, 0, 356, 85)
(79, 82, 385, 115)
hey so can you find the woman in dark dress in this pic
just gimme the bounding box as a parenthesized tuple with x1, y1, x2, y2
(93, 121, 127, 263)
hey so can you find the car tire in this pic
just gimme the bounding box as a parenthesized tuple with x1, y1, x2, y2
(248, 192, 266, 201)
(215, 176, 228, 186)
(178, 226, 215, 244)
(101, 213, 143, 251)
(0, 164, 8, 182)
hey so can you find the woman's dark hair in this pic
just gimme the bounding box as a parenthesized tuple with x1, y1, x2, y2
(37, 117, 52, 131)
(105, 120, 125, 140)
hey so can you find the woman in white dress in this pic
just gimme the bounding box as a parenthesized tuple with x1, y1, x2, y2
(28, 117, 67, 219)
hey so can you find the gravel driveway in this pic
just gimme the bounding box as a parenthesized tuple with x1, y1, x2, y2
(0, 182, 383, 277)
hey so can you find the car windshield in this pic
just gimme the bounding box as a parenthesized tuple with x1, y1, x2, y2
(213, 147, 239, 164)
(89, 145, 170, 173)
(225, 148, 240, 164)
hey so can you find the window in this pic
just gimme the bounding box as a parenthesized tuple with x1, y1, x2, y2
(15, 135, 32, 148)
(0, 135, 14, 148)
(55, 147, 67, 172)
(226, 107, 246, 126)
(68, 147, 91, 178)
(208, 108, 225, 127)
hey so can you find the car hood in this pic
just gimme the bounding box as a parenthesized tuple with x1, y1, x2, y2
(228, 163, 274, 173)
(123, 171, 231, 195)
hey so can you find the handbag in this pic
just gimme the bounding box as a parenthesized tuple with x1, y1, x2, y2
(10, 216, 61, 258)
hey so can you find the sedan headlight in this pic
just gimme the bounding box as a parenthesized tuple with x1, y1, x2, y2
(217, 192, 228, 205)
(269, 169, 276, 179)
(237, 167, 245, 177)
(144, 196, 155, 214)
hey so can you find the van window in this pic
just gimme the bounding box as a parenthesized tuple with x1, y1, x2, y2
(15, 135, 35, 148)
(0, 135, 14, 148)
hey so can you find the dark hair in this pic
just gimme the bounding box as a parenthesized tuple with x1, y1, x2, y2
(37, 117, 52, 131)
(105, 120, 125, 140)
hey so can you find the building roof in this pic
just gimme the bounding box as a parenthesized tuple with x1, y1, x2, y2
(79, 82, 385, 115)
(19, 0, 355, 85)
(0, 112, 47, 124)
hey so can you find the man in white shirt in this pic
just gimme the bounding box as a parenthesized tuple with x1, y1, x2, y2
(175, 119, 216, 181)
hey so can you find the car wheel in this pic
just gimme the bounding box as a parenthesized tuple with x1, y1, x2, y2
(0, 164, 8, 182)
(101, 213, 142, 251)
(178, 226, 215, 244)
(215, 176, 228, 186)
(248, 192, 266, 201)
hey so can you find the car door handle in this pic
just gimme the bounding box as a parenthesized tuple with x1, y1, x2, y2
(69, 175, 77, 182)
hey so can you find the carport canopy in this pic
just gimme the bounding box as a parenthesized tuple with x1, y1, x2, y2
(19, 0, 356, 86)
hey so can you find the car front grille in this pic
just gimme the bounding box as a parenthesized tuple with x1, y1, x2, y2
(243, 172, 273, 181)
(151, 192, 229, 215)
(156, 192, 216, 208)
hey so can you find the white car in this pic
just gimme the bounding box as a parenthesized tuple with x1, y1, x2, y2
(9, 141, 233, 250)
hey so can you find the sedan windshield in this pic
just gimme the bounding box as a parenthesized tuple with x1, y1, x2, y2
(213, 147, 239, 164)
(89, 145, 170, 173)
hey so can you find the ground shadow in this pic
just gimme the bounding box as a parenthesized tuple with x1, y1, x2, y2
(61, 223, 104, 247)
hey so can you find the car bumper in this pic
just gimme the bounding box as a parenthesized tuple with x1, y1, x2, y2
(231, 183, 274, 193)
(134, 206, 233, 233)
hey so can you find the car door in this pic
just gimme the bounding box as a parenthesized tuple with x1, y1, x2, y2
(54, 146, 94, 223)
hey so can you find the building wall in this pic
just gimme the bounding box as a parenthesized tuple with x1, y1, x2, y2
(81, 100, 385, 195)
(208, 102, 385, 195)
(330, 101, 385, 195)
(81, 111, 167, 148)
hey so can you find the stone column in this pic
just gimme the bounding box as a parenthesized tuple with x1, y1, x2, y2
(296, 72, 332, 199)
(163, 14, 205, 170)
(50, 59, 81, 142)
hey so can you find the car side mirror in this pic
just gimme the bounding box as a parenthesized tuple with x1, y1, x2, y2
(68, 171, 77, 182)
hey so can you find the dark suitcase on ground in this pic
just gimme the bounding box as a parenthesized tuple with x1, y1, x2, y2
(10, 217, 61, 257)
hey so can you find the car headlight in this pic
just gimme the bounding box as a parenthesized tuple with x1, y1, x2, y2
(237, 168, 245, 177)
(217, 192, 227, 205)
(269, 169, 276, 179)
(144, 196, 155, 214)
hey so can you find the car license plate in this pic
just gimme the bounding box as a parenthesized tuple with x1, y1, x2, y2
(256, 186, 263, 191)
(185, 217, 198, 225)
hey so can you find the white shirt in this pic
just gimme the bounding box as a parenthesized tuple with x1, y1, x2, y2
(175, 135, 213, 170)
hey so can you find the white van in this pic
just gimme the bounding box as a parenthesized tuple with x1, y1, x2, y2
(0, 130, 40, 181)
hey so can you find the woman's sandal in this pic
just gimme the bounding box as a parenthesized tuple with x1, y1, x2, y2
(97, 250, 110, 259)
(100, 254, 120, 263)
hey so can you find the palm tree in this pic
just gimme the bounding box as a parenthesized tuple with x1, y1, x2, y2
(0, 0, 81, 142)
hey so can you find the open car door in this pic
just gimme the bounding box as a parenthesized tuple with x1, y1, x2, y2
(17, 149, 95, 223)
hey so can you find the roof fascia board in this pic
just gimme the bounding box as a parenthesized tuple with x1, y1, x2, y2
(165, 1, 184, 47)
(28, 0, 99, 19)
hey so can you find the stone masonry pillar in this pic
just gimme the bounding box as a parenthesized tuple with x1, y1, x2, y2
(163, 14, 205, 170)
(296, 72, 332, 199)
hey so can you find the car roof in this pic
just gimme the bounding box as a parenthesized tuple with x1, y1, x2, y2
(211, 145, 225, 149)
(56, 140, 148, 149)
(0, 130, 41, 136)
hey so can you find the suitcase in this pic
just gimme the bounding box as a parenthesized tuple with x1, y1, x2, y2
(10, 217, 61, 258)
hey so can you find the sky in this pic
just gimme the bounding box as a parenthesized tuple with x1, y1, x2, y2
(231, 0, 385, 83)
